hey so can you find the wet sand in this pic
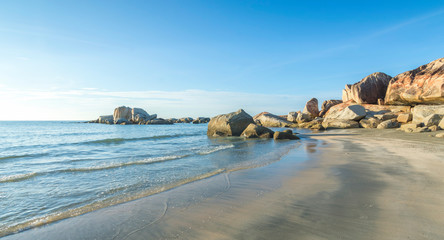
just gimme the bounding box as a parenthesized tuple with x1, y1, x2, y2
(4, 129, 444, 240)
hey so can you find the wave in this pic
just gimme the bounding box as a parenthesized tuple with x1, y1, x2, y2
(197, 144, 235, 155)
(0, 168, 226, 238)
(0, 153, 49, 162)
(0, 155, 190, 184)
(0, 172, 41, 183)
(84, 133, 202, 145)
(62, 155, 190, 173)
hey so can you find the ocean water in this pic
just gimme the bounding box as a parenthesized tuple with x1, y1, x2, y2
(0, 121, 305, 237)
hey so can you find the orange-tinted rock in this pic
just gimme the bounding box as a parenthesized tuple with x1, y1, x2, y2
(385, 58, 444, 105)
(319, 100, 342, 117)
(303, 98, 320, 117)
(342, 72, 392, 104)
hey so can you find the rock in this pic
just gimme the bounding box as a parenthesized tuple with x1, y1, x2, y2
(397, 113, 412, 123)
(319, 100, 342, 117)
(177, 117, 194, 123)
(298, 118, 325, 130)
(113, 106, 132, 124)
(377, 99, 384, 105)
(423, 114, 443, 127)
(373, 113, 398, 121)
(131, 108, 150, 122)
(241, 124, 274, 138)
(325, 104, 366, 121)
(302, 98, 320, 118)
(377, 119, 400, 129)
(115, 118, 129, 125)
(146, 118, 173, 125)
(439, 118, 444, 130)
(296, 112, 312, 123)
(98, 115, 114, 124)
(254, 112, 292, 127)
(287, 112, 298, 123)
(342, 72, 392, 104)
(385, 58, 444, 105)
(192, 117, 210, 124)
(399, 123, 422, 132)
(207, 109, 255, 137)
(435, 133, 444, 138)
(273, 131, 300, 140)
(429, 125, 439, 132)
(359, 118, 380, 128)
(322, 119, 360, 129)
(412, 105, 444, 124)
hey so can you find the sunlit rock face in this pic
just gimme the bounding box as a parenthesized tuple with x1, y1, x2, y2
(385, 58, 444, 105)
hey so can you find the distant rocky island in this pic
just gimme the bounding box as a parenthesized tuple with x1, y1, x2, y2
(207, 57, 444, 139)
(89, 106, 210, 125)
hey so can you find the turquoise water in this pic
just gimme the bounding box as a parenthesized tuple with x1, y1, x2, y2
(0, 121, 305, 237)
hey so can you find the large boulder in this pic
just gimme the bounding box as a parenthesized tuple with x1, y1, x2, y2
(302, 98, 320, 118)
(241, 124, 274, 138)
(385, 58, 444, 105)
(146, 118, 173, 125)
(325, 104, 366, 121)
(319, 100, 342, 117)
(207, 109, 255, 137)
(411, 105, 444, 124)
(98, 115, 113, 124)
(397, 113, 412, 123)
(253, 112, 292, 127)
(342, 72, 392, 104)
(296, 112, 313, 123)
(113, 106, 132, 124)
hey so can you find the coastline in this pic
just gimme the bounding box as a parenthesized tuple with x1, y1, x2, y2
(4, 129, 444, 239)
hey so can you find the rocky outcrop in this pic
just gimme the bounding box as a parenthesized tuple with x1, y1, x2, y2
(98, 115, 113, 124)
(342, 72, 392, 104)
(207, 109, 255, 137)
(319, 100, 342, 117)
(303, 98, 320, 117)
(177, 117, 194, 123)
(273, 129, 300, 140)
(385, 58, 444, 105)
(253, 112, 293, 127)
(241, 124, 274, 138)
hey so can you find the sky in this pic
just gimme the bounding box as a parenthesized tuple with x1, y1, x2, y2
(0, 0, 443, 120)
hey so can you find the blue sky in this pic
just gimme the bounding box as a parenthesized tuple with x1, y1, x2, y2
(0, 1, 443, 120)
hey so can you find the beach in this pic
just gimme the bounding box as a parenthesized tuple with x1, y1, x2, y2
(4, 128, 444, 240)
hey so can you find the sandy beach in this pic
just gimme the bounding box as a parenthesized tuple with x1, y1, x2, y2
(4, 129, 444, 240)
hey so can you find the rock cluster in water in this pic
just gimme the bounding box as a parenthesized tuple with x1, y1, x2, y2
(90, 106, 210, 125)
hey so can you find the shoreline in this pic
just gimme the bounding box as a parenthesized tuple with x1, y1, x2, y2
(4, 129, 444, 239)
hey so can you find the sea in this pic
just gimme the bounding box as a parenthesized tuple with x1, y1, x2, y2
(0, 121, 308, 237)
